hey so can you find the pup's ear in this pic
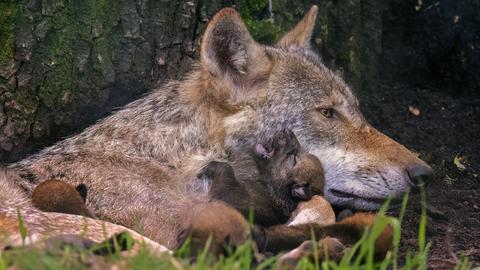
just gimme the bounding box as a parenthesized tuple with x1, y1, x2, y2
(201, 8, 271, 92)
(255, 144, 273, 160)
(278, 5, 318, 48)
(75, 184, 88, 202)
(273, 128, 300, 155)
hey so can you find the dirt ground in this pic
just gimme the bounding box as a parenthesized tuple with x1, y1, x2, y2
(362, 84, 480, 269)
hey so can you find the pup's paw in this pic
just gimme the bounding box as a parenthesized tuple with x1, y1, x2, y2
(288, 195, 335, 226)
(186, 202, 250, 256)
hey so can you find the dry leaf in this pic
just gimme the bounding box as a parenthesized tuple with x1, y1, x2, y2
(453, 15, 460, 23)
(408, 106, 421, 116)
(453, 156, 466, 171)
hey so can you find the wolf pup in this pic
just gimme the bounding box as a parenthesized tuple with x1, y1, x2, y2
(197, 129, 327, 226)
(32, 179, 97, 218)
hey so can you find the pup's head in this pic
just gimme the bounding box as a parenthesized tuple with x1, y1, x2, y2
(254, 129, 325, 201)
(32, 179, 96, 218)
(201, 7, 433, 210)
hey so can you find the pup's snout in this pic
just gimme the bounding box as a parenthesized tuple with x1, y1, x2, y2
(406, 161, 434, 187)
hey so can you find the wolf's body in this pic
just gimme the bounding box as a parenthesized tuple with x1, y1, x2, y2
(3, 6, 430, 251)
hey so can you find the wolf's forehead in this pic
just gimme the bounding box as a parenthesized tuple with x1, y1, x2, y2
(269, 49, 358, 107)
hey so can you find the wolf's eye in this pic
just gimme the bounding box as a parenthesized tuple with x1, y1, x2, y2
(317, 108, 334, 118)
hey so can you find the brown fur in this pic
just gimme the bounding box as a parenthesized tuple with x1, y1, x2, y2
(198, 129, 325, 226)
(277, 5, 318, 48)
(339, 212, 393, 259)
(185, 201, 250, 256)
(32, 179, 96, 218)
(0, 214, 18, 237)
(253, 212, 392, 257)
(288, 195, 336, 227)
(256, 128, 325, 199)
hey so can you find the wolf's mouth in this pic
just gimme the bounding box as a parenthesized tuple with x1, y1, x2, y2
(329, 189, 386, 204)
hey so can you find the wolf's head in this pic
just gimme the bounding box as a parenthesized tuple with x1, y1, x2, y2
(200, 7, 433, 210)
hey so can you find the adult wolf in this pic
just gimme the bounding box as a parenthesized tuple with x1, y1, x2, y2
(7, 6, 431, 249)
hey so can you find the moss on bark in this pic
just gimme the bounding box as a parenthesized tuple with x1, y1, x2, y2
(0, 1, 18, 66)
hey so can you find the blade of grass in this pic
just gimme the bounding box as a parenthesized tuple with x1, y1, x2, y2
(16, 209, 27, 246)
(248, 206, 255, 225)
(310, 226, 320, 270)
(418, 177, 428, 270)
(176, 234, 192, 258)
(0, 253, 5, 270)
(393, 190, 410, 270)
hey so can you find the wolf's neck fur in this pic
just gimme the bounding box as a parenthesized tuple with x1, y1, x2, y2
(14, 68, 243, 170)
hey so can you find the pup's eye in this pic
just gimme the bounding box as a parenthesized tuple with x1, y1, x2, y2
(317, 108, 334, 118)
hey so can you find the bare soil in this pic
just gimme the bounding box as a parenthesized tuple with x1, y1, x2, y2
(362, 84, 480, 269)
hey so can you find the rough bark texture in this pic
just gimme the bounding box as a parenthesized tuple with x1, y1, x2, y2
(0, 0, 479, 161)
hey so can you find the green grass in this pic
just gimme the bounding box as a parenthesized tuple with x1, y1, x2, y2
(1, 185, 477, 270)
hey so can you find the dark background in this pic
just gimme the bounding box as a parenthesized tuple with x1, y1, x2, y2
(0, 0, 478, 268)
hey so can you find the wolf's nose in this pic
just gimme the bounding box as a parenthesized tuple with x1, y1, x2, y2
(406, 162, 434, 186)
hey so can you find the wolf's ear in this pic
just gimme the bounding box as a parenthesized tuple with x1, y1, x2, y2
(201, 8, 271, 91)
(278, 5, 318, 48)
